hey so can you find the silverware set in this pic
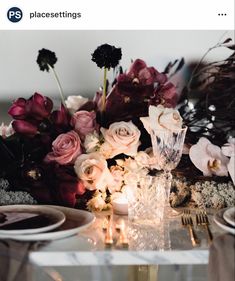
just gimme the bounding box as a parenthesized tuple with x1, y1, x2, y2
(102, 215, 129, 248)
(181, 209, 213, 247)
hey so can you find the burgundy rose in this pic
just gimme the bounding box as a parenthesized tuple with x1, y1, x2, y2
(12, 120, 38, 136)
(45, 130, 82, 165)
(8, 98, 27, 119)
(70, 110, 97, 140)
(29, 164, 86, 207)
(51, 165, 86, 207)
(26, 92, 53, 120)
(30, 181, 82, 207)
(51, 103, 71, 132)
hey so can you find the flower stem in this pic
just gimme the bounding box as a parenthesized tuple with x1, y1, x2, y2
(101, 67, 108, 113)
(48, 64, 66, 107)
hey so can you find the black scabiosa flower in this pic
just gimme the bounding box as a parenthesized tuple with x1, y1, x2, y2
(91, 44, 122, 69)
(36, 49, 66, 106)
(36, 48, 57, 72)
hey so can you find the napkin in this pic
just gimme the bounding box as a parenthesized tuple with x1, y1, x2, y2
(208, 234, 235, 281)
(0, 240, 43, 281)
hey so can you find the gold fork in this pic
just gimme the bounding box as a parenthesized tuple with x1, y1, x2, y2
(196, 211, 213, 244)
(181, 210, 200, 247)
(103, 215, 114, 246)
(115, 218, 129, 248)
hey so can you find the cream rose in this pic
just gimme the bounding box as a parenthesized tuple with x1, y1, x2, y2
(65, 95, 88, 114)
(74, 152, 114, 191)
(100, 121, 141, 158)
(140, 105, 183, 133)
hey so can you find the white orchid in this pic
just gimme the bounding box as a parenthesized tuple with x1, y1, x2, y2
(189, 137, 229, 177)
(222, 138, 235, 185)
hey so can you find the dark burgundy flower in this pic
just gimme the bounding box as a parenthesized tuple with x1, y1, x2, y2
(26, 92, 53, 120)
(118, 59, 167, 85)
(8, 98, 27, 119)
(12, 120, 38, 136)
(30, 185, 52, 204)
(28, 164, 86, 207)
(55, 166, 86, 207)
(95, 59, 177, 125)
(79, 100, 97, 112)
(151, 82, 178, 108)
(91, 44, 122, 69)
(36, 48, 57, 72)
(57, 180, 86, 207)
(51, 104, 71, 132)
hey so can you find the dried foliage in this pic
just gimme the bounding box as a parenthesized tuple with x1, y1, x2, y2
(178, 39, 235, 146)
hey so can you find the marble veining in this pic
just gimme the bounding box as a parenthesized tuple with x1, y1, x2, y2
(29, 210, 222, 266)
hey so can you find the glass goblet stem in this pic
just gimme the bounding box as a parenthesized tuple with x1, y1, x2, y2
(163, 170, 172, 207)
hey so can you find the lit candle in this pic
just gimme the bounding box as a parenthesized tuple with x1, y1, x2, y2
(112, 195, 128, 215)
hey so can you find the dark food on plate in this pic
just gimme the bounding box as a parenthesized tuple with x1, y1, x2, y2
(0, 212, 52, 230)
(0, 213, 7, 223)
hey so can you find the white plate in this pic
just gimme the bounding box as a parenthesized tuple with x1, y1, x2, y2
(223, 207, 235, 227)
(0, 205, 65, 235)
(214, 208, 235, 235)
(0, 205, 95, 241)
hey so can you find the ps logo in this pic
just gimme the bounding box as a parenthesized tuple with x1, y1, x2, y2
(7, 7, 23, 23)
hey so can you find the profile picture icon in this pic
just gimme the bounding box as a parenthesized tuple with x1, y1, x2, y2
(7, 7, 23, 23)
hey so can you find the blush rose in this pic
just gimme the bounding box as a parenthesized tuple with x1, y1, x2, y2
(100, 121, 141, 158)
(45, 130, 82, 165)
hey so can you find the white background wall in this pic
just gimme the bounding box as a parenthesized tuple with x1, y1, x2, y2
(0, 30, 234, 101)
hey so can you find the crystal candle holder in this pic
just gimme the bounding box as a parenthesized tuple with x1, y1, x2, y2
(126, 174, 165, 225)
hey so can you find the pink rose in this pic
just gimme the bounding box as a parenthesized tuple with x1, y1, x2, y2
(45, 130, 82, 165)
(70, 110, 97, 140)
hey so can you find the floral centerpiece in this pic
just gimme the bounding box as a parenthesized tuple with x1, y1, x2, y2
(0, 41, 234, 210)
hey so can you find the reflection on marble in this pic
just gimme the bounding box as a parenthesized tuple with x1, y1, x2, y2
(128, 220, 171, 251)
(29, 209, 223, 267)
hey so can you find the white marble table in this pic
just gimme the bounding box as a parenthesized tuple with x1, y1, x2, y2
(29, 209, 222, 267)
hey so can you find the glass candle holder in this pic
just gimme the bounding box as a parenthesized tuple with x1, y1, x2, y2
(126, 174, 165, 225)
